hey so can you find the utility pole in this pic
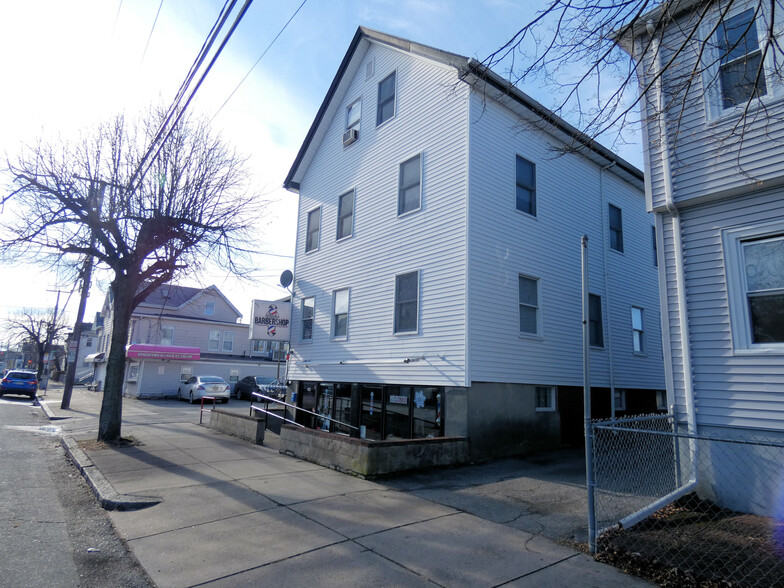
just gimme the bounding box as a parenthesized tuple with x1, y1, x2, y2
(62, 178, 104, 409)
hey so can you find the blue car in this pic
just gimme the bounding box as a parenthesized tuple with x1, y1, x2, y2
(0, 370, 38, 399)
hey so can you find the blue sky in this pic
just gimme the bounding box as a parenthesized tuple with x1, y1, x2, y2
(0, 0, 643, 328)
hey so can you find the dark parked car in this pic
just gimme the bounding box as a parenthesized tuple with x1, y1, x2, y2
(0, 370, 38, 399)
(234, 376, 286, 401)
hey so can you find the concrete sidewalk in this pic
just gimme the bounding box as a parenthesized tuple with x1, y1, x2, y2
(39, 386, 650, 587)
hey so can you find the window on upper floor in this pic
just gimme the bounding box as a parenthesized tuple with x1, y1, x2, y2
(301, 297, 315, 341)
(306, 207, 321, 253)
(723, 222, 784, 351)
(223, 331, 234, 353)
(205, 301, 215, 316)
(377, 71, 396, 126)
(346, 99, 361, 132)
(161, 326, 174, 346)
(395, 271, 419, 334)
(652, 226, 659, 268)
(85, 337, 93, 348)
(337, 190, 354, 241)
(717, 8, 767, 110)
(631, 306, 645, 353)
(209, 329, 220, 352)
(519, 274, 541, 336)
(589, 294, 604, 348)
(515, 155, 536, 216)
(535, 386, 556, 411)
(609, 204, 624, 252)
(332, 289, 349, 339)
(398, 154, 421, 216)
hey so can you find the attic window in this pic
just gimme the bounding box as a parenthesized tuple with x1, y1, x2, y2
(377, 71, 396, 126)
(205, 301, 215, 316)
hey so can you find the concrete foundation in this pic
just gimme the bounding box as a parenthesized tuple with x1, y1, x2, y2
(208, 409, 265, 445)
(280, 425, 469, 478)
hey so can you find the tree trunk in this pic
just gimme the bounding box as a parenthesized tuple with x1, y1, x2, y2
(97, 276, 135, 442)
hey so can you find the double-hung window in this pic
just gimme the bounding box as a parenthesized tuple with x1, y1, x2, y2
(717, 8, 767, 110)
(398, 154, 421, 216)
(394, 271, 419, 334)
(332, 289, 349, 339)
(160, 326, 174, 346)
(346, 99, 361, 132)
(609, 204, 624, 252)
(631, 307, 644, 353)
(589, 294, 604, 348)
(519, 275, 540, 335)
(208, 330, 220, 352)
(515, 155, 536, 216)
(222, 331, 234, 353)
(306, 207, 321, 253)
(377, 72, 396, 126)
(337, 190, 354, 240)
(724, 224, 784, 350)
(301, 297, 315, 341)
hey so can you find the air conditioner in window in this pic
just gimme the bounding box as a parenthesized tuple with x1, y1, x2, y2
(342, 128, 358, 146)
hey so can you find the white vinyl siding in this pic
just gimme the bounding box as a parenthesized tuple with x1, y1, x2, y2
(289, 42, 469, 387)
(659, 188, 784, 431)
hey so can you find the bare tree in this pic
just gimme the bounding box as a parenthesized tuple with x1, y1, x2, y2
(1, 107, 259, 442)
(3, 308, 70, 378)
(482, 0, 784, 159)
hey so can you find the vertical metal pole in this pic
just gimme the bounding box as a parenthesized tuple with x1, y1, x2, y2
(582, 235, 596, 553)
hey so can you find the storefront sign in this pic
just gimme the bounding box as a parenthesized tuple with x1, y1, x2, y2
(389, 395, 408, 405)
(126, 344, 200, 361)
(250, 300, 291, 341)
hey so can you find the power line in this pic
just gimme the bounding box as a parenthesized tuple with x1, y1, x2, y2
(212, 0, 308, 122)
(140, 0, 165, 64)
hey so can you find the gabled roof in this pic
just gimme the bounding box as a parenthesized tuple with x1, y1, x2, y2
(136, 284, 242, 319)
(284, 26, 643, 192)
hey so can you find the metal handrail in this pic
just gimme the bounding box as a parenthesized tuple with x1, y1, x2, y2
(249, 392, 359, 432)
(199, 396, 217, 424)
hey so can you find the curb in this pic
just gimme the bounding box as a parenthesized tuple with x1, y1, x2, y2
(60, 435, 162, 511)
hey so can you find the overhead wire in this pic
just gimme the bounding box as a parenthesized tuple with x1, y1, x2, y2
(140, 0, 165, 64)
(211, 0, 309, 122)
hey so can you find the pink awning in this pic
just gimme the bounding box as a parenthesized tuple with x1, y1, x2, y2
(126, 344, 200, 361)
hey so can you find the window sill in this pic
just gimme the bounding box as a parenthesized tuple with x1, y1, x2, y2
(518, 333, 544, 342)
(394, 330, 419, 337)
(732, 346, 784, 356)
(590, 345, 605, 351)
(397, 207, 421, 219)
(336, 235, 353, 243)
(514, 208, 538, 220)
(633, 351, 647, 357)
(608, 247, 624, 255)
(706, 92, 784, 126)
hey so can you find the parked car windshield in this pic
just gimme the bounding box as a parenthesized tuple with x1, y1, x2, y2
(7, 371, 36, 380)
(200, 376, 225, 383)
(255, 377, 278, 386)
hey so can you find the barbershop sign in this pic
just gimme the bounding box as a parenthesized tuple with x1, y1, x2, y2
(250, 300, 291, 341)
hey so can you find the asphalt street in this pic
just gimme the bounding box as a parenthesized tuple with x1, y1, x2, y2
(0, 394, 152, 588)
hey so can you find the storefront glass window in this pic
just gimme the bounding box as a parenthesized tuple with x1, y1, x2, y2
(412, 387, 442, 438)
(360, 385, 383, 440)
(385, 386, 411, 439)
(333, 384, 352, 435)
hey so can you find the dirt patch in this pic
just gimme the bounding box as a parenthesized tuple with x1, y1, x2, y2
(77, 436, 143, 451)
(593, 494, 784, 587)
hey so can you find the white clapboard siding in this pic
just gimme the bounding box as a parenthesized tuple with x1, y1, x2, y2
(289, 41, 470, 386)
(664, 188, 784, 430)
(130, 316, 251, 355)
(466, 92, 664, 389)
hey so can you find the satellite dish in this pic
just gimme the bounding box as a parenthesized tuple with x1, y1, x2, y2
(280, 270, 293, 288)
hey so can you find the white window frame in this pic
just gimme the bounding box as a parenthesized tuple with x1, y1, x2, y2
(394, 270, 419, 335)
(346, 98, 361, 132)
(398, 153, 422, 217)
(723, 220, 784, 353)
(160, 326, 174, 346)
(515, 155, 536, 217)
(376, 70, 396, 127)
(609, 204, 624, 253)
(222, 330, 234, 353)
(332, 288, 349, 339)
(205, 301, 215, 316)
(208, 329, 220, 352)
(518, 274, 542, 337)
(631, 306, 645, 354)
(305, 207, 321, 253)
(535, 386, 556, 412)
(301, 296, 315, 342)
(701, 1, 784, 122)
(656, 389, 668, 411)
(336, 189, 354, 241)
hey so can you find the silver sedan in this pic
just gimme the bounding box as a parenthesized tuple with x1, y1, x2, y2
(177, 375, 230, 404)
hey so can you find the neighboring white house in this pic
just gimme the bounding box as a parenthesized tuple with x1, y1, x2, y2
(282, 27, 665, 460)
(90, 284, 288, 398)
(620, 0, 784, 514)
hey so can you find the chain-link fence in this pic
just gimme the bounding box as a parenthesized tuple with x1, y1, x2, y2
(591, 415, 784, 587)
